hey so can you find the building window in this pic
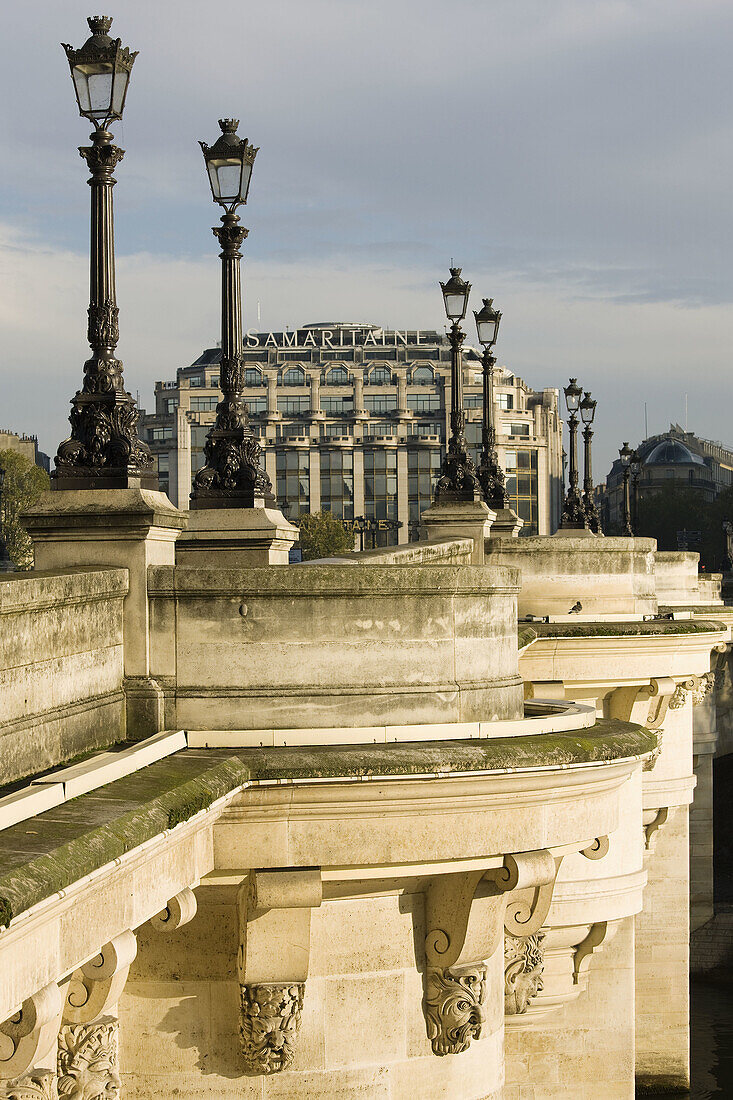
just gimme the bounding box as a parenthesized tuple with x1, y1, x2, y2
(508, 422, 530, 437)
(320, 449, 354, 519)
(322, 423, 351, 439)
(505, 448, 539, 534)
(244, 368, 265, 387)
(464, 393, 482, 409)
(208, 376, 219, 389)
(365, 450, 398, 545)
(367, 367, 393, 385)
(465, 422, 482, 468)
(282, 367, 306, 386)
(498, 393, 513, 410)
(276, 450, 310, 516)
(410, 366, 435, 383)
(408, 449, 442, 535)
(411, 351, 440, 364)
(247, 397, 267, 415)
(364, 348, 397, 361)
(280, 350, 312, 362)
(163, 398, 178, 414)
(325, 366, 350, 385)
(189, 375, 204, 388)
(243, 350, 269, 362)
(322, 349, 354, 361)
(278, 396, 310, 415)
(189, 396, 219, 412)
(407, 394, 441, 414)
(414, 422, 443, 437)
(365, 395, 398, 415)
(148, 426, 173, 441)
(367, 422, 396, 436)
(322, 396, 353, 415)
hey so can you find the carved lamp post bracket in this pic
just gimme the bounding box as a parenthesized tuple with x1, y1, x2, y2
(237, 868, 322, 1076)
(0, 984, 64, 1083)
(423, 850, 558, 1056)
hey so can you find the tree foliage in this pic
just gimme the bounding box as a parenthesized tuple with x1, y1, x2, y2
(0, 449, 50, 569)
(296, 511, 354, 561)
(635, 483, 733, 572)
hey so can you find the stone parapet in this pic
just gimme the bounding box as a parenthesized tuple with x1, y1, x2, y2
(486, 534, 658, 619)
(148, 563, 524, 731)
(0, 568, 128, 785)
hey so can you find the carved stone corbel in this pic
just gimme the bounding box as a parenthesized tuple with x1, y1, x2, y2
(572, 921, 608, 985)
(580, 836, 610, 861)
(150, 888, 198, 933)
(62, 932, 137, 1026)
(0, 1072, 57, 1099)
(57, 1018, 120, 1098)
(504, 932, 546, 1015)
(424, 850, 558, 1056)
(0, 985, 64, 1084)
(643, 807, 669, 851)
(237, 868, 322, 1075)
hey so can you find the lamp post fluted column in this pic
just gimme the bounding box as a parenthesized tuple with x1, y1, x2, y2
(435, 268, 481, 503)
(54, 16, 155, 490)
(619, 442, 634, 536)
(477, 346, 508, 508)
(559, 379, 588, 530)
(581, 423, 601, 532)
(630, 450, 641, 534)
(191, 120, 273, 508)
(579, 391, 601, 533)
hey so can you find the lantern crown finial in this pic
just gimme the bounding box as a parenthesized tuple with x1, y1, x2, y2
(87, 15, 113, 36)
(219, 118, 239, 134)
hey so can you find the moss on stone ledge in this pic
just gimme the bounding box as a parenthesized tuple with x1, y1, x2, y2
(519, 619, 725, 644)
(0, 721, 655, 926)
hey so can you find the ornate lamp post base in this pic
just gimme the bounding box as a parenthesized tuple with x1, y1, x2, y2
(54, 386, 157, 491)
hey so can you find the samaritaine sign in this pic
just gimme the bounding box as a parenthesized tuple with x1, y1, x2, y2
(244, 328, 433, 349)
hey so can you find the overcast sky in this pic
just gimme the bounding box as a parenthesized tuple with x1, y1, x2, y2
(3, 0, 733, 476)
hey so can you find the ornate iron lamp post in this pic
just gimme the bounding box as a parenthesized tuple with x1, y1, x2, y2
(473, 298, 509, 510)
(0, 465, 15, 572)
(190, 120, 274, 508)
(54, 16, 155, 490)
(434, 268, 481, 503)
(630, 449, 642, 533)
(579, 391, 601, 533)
(619, 442, 634, 535)
(559, 378, 588, 530)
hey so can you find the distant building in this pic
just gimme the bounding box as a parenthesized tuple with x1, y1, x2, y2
(602, 424, 733, 529)
(0, 428, 50, 472)
(141, 322, 564, 543)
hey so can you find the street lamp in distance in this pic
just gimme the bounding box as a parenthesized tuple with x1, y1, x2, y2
(434, 268, 482, 504)
(579, 391, 601, 534)
(190, 120, 273, 509)
(54, 15, 155, 490)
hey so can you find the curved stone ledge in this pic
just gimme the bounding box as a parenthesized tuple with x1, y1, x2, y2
(0, 723, 655, 928)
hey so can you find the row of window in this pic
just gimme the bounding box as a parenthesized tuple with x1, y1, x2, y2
(163, 388, 514, 415)
(241, 348, 448, 365)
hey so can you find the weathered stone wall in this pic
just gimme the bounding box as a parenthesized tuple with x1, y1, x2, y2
(485, 536, 657, 619)
(635, 804, 690, 1093)
(121, 886, 504, 1099)
(0, 568, 127, 784)
(148, 564, 524, 732)
(504, 917, 636, 1099)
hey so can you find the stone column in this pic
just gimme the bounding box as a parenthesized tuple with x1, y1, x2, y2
(353, 448, 365, 517)
(353, 375, 365, 417)
(267, 374, 278, 416)
(175, 408, 191, 511)
(397, 449, 409, 543)
(309, 450, 321, 513)
(396, 371, 408, 416)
